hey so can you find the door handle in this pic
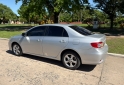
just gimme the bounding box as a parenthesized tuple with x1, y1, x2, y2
(37, 39, 40, 41)
(60, 40, 66, 43)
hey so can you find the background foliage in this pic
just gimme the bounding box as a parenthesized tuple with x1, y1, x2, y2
(0, 3, 17, 24)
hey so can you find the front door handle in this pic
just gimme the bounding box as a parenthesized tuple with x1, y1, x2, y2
(60, 40, 66, 43)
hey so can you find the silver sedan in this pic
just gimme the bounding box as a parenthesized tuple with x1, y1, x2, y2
(9, 24, 108, 70)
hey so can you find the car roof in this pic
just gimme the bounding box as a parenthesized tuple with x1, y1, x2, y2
(41, 24, 75, 27)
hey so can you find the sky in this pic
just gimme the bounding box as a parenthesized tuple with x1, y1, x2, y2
(0, 0, 95, 16)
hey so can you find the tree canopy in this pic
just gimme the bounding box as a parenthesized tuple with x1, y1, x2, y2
(93, 0, 124, 30)
(18, 2, 46, 23)
(16, 0, 88, 23)
(0, 3, 17, 23)
(59, 7, 107, 23)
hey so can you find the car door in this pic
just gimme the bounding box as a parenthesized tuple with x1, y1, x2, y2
(20, 26, 46, 55)
(42, 26, 69, 58)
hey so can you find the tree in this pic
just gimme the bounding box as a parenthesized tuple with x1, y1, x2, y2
(93, 10, 107, 22)
(59, 6, 107, 24)
(18, 5, 28, 22)
(0, 3, 17, 24)
(59, 4, 91, 23)
(18, 3, 46, 23)
(119, 1, 124, 14)
(16, 0, 88, 23)
(93, 0, 123, 30)
(59, 12, 72, 22)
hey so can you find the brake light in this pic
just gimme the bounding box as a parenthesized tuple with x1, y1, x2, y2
(91, 42, 104, 48)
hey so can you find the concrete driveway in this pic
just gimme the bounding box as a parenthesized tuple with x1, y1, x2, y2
(0, 39, 124, 85)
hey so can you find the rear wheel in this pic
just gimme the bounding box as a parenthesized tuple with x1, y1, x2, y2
(12, 43, 23, 56)
(62, 51, 81, 70)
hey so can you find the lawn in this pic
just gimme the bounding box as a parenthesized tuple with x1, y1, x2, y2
(0, 24, 32, 38)
(0, 24, 124, 54)
(0, 31, 22, 38)
(106, 37, 124, 54)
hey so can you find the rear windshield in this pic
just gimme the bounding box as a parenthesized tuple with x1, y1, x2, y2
(69, 26, 93, 35)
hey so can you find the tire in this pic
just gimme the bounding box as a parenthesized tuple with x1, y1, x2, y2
(62, 51, 81, 70)
(12, 43, 23, 56)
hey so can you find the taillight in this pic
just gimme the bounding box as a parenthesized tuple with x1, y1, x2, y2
(91, 42, 104, 48)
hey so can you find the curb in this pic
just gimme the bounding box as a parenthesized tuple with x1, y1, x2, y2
(108, 53, 124, 58)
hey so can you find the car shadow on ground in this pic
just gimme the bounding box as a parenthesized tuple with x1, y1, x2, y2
(6, 50, 96, 72)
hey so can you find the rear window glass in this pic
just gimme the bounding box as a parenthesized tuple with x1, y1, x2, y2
(69, 26, 94, 35)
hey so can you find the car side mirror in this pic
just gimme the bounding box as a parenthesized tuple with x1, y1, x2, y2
(22, 33, 26, 36)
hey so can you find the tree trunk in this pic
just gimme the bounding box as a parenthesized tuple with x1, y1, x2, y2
(29, 17, 30, 24)
(110, 16, 114, 30)
(54, 12, 59, 23)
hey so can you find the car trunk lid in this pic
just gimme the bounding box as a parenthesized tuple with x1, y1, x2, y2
(88, 34, 106, 48)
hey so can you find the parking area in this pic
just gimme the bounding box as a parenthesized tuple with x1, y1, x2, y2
(0, 39, 124, 85)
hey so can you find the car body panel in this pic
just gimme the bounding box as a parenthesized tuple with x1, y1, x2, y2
(42, 37, 69, 58)
(20, 36, 43, 55)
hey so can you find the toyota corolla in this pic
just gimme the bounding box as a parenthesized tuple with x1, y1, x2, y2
(9, 24, 108, 70)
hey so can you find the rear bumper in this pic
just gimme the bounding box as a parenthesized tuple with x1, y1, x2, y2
(79, 44, 108, 65)
(81, 53, 107, 65)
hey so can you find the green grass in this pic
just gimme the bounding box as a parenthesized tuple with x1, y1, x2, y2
(0, 24, 30, 38)
(106, 38, 124, 54)
(0, 31, 22, 38)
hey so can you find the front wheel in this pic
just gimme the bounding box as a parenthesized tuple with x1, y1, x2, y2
(12, 43, 23, 56)
(62, 51, 81, 70)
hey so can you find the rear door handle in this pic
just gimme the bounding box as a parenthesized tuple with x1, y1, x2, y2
(37, 39, 40, 42)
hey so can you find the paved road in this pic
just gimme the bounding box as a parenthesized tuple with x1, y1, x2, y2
(0, 39, 124, 85)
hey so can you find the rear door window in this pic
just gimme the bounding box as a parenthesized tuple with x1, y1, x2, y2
(46, 26, 68, 37)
